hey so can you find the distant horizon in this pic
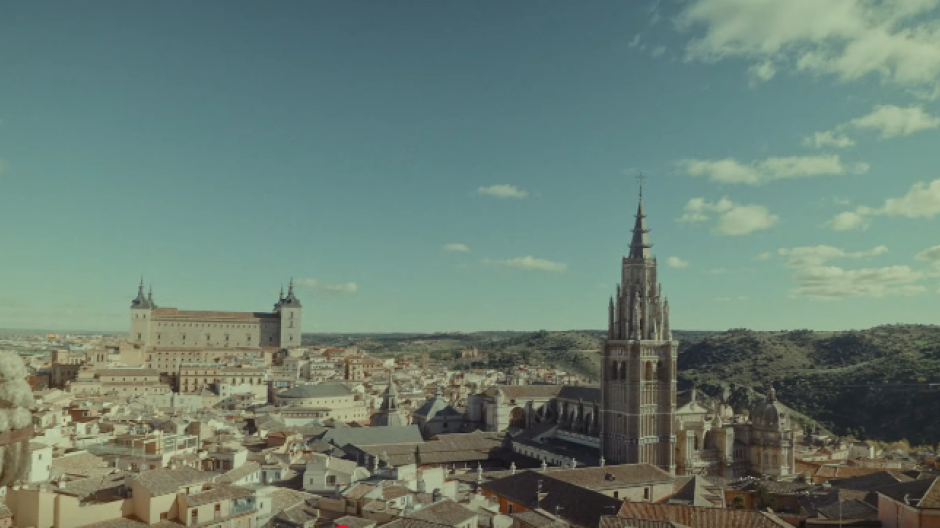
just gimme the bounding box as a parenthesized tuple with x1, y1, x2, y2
(2, 323, 934, 336)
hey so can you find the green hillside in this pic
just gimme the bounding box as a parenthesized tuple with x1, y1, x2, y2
(305, 325, 940, 444)
(678, 324, 940, 444)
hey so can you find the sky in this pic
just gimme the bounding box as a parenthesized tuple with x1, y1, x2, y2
(1, 0, 939, 333)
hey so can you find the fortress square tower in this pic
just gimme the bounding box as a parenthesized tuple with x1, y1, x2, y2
(129, 279, 302, 351)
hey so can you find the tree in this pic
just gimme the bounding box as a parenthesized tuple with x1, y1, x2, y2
(732, 495, 745, 509)
(754, 484, 777, 511)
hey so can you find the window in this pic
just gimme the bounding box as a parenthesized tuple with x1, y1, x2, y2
(160, 513, 168, 521)
(191, 510, 198, 524)
(613, 491, 618, 499)
(508, 504, 514, 514)
(215, 503, 221, 518)
(326, 475, 336, 485)
(644, 488, 650, 500)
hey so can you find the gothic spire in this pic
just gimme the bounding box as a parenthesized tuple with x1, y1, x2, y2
(629, 195, 653, 259)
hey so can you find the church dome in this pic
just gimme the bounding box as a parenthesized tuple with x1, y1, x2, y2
(752, 386, 789, 430)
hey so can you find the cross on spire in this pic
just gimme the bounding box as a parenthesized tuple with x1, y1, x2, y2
(635, 171, 647, 200)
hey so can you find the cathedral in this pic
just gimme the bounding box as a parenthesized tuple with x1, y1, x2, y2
(598, 191, 795, 478)
(470, 191, 796, 479)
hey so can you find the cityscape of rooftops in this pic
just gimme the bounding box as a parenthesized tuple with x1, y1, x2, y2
(0, 2, 939, 527)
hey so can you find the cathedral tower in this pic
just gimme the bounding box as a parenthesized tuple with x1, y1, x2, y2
(600, 191, 678, 474)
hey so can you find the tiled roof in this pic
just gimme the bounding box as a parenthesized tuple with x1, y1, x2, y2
(278, 501, 320, 524)
(219, 461, 261, 484)
(151, 307, 279, 321)
(545, 464, 672, 490)
(268, 487, 313, 515)
(915, 477, 940, 508)
(380, 520, 453, 528)
(182, 484, 254, 507)
(873, 477, 937, 504)
(616, 503, 793, 528)
(406, 499, 477, 525)
(828, 470, 904, 492)
(343, 483, 376, 500)
(666, 476, 723, 507)
(320, 424, 423, 447)
(601, 519, 692, 528)
(334, 515, 377, 528)
(815, 499, 878, 520)
(50, 452, 111, 478)
(815, 465, 885, 479)
(135, 467, 212, 496)
(512, 510, 563, 528)
(482, 470, 623, 528)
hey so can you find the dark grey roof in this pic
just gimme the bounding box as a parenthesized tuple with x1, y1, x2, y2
(413, 394, 462, 420)
(278, 383, 352, 399)
(556, 386, 601, 404)
(371, 410, 409, 427)
(816, 499, 878, 520)
(320, 424, 424, 447)
(482, 470, 622, 528)
(829, 470, 904, 492)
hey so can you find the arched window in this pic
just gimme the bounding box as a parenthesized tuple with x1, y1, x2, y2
(693, 434, 699, 451)
(645, 362, 653, 381)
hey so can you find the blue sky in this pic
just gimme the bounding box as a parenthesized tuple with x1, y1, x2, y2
(1, 0, 939, 333)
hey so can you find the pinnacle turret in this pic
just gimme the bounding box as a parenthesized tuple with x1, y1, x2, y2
(628, 198, 653, 259)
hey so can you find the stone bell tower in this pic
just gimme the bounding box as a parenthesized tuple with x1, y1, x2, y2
(599, 188, 678, 475)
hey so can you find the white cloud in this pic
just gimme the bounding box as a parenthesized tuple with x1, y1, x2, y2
(752, 251, 772, 260)
(296, 278, 359, 296)
(806, 105, 940, 148)
(680, 155, 867, 185)
(651, 45, 667, 58)
(443, 243, 471, 252)
(484, 256, 567, 272)
(915, 244, 940, 266)
(676, 0, 940, 94)
(777, 244, 888, 268)
(322, 282, 359, 295)
(714, 204, 780, 235)
(629, 34, 642, 48)
(802, 130, 857, 149)
(828, 178, 940, 229)
(789, 265, 926, 299)
(678, 197, 734, 222)
(776, 244, 922, 299)
(666, 256, 690, 268)
(748, 60, 777, 85)
(477, 184, 529, 199)
(833, 197, 852, 206)
(848, 104, 940, 138)
(680, 197, 779, 235)
(830, 211, 871, 231)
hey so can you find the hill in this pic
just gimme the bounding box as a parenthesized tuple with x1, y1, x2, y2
(678, 324, 940, 445)
(305, 325, 940, 444)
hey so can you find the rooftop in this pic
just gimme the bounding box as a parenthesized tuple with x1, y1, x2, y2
(135, 467, 212, 496)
